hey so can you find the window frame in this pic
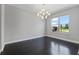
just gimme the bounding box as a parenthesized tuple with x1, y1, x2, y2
(50, 15, 70, 33)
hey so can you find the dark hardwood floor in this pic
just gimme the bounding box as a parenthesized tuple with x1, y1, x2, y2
(1, 36, 79, 55)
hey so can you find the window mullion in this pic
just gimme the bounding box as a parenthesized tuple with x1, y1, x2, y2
(58, 17, 60, 32)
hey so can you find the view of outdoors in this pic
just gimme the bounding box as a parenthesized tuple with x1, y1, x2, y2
(51, 17, 59, 32)
(59, 15, 69, 32)
(51, 15, 69, 32)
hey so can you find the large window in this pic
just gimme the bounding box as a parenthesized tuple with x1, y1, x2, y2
(51, 15, 69, 32)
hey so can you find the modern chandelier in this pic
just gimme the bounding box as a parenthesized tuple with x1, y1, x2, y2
(37, 5, 51, 19)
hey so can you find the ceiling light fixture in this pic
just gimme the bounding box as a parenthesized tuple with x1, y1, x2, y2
(37, 4, 51, 19)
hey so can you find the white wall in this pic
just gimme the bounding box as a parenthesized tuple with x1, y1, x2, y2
(47, 6, 79, 43)
(0, 4, 1, 51)
(0, 4, 5, 52)
(4, 5, 79, 45)
(4, 5, 45, 44)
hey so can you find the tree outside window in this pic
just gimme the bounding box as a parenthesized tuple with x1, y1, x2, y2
(51, 15, 69, 32)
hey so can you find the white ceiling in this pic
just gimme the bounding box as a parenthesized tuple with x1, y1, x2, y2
(9, 4, 78, 14)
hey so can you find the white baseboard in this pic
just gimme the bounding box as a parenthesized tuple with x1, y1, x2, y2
(4, 35, 79, 45)
(47, 35, 79, 44)
(2, 35, 79, 54)
(0, 46, 4, 53)
(4, 35, 44, 45)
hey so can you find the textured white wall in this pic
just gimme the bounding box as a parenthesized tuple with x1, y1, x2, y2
(47, 6, 79, 43)
(4, 5, 45, 43)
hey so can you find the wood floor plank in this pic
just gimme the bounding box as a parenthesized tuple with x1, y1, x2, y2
(1, 36, 79, 55)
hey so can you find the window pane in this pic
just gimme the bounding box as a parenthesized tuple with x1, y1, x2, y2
(51, 17, 59, 26)
(59, 15, 69, 32)
(51, 17, 59, 32)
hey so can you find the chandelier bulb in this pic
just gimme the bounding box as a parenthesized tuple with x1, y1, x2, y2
(37, 7, 51, 19)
